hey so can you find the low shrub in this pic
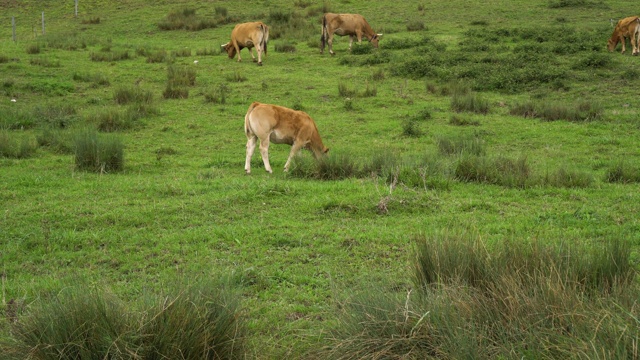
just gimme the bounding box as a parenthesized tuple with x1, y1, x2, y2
(74, 129, 124, 172)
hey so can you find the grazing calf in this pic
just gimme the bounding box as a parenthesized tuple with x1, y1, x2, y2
(244, 102, 329, 174)
(320, 13, 382, 55)
(608, 16, 640, 55)
(222, 22, 269, 65)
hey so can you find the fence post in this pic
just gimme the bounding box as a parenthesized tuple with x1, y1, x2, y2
(12, 16, 16, 42)
(41, 11, 45, 35)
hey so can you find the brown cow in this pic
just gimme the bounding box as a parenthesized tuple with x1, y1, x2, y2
(608, 16, 640, 55)
(222, 22, 269, 65)
(244, 102, 329, 174)
(320, 13, 382, 55)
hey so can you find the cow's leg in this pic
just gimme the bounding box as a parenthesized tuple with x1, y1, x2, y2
(249, 47, 257, 62)
(633, 33, 639, 55)
(283, 142, 304, 172)
(620, 36, 626, 54)
(234, 41, 242, 62)
(258, 138, 273, 173)
(245, 136, 257, 174)
(256, 47, 263, 66)
(328, 34, 335, 55)
(348, 35, 355, 51)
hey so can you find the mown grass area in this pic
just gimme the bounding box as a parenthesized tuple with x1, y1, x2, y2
(1, 0, 640, 358)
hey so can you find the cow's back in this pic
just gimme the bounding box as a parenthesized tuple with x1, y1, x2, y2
(231, 22, 267, 43)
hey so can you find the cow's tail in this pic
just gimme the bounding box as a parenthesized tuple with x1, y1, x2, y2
(260, 24, 269, 56)
(320, 14, 327, 52)
(245, 102, 260, 136)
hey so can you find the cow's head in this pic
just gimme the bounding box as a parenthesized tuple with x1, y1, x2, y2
(370, 34, 383, 48)
(221, 43, 237, 58)
(607, 38, 618, 52)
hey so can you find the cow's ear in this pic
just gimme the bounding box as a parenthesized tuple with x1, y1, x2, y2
(221, 43, 228, 48)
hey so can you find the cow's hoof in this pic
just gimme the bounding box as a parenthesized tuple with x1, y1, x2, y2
(258, 62, 263, 66)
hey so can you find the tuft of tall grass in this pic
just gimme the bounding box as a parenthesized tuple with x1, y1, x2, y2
(225, 71, 246, 83)
(0, 106, 36, 129)
(90, 50, 130, 62)
(74, 129, 124, 172)
(158, 7, 218, 31)
(317, 231, 638, 359)
(80, 16, 101, 24)
(25, 43, 41, 54)
(541, 166, 593, 188)
(167, 65, 197, 86)
(72, 71, 110, 86)
(401, 120, 423, 137)
(605, 162, 640, 183)
(203, 83, 231, 104)
(510, 100, 603, 122)
(455, 154, 531, 188)
(449, 115, 480, 126)
(406, 19, 426, 31)
(37, 128, 74, 154)
(146, 49, 169, 63)
(29, 57, 60, 67)
(6, 284, 136, 359)
(337, 82, 357, 98)
(139, 278, 246, 359)
(275, 42, 297, 53)
(0, 131, 37, 158)
(4, 277, 246, 359)
(437, 134, 485, 156)
(113, 86, 153, 105)
(451, 92, 490, 114)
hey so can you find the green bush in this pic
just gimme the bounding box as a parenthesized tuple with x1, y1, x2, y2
(37, 128, 74, 154)
(74, 129, 124, 172)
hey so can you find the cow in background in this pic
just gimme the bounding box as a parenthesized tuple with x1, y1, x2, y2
(222, 22, 269, 65)
(244, 102, 329, 174)
(320, 13, 382, 55)
(608, 16, 640, 55)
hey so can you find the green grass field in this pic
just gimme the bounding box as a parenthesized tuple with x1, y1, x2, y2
(2, 0, 640, 358)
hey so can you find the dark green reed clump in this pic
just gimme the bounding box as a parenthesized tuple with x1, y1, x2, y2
(90, 50, 131, 62)
(74, 129, 124, 172)
(72, 71, 110, 86)
(3, 277, 246, 360)
(313, 232, 638, 359)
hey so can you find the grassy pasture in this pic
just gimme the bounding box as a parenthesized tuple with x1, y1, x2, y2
(1, 0, 640, 358)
